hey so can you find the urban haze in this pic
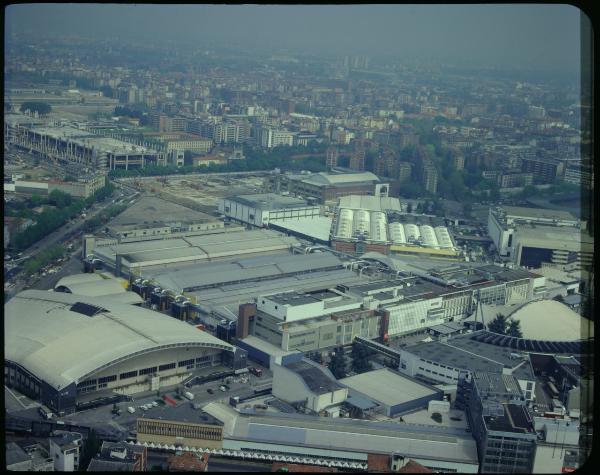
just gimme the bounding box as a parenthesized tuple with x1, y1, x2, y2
(4, 3, 593, 473)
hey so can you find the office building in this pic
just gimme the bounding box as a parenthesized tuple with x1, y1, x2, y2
(162, 134, 213, 154)
(487, 206, 591, 269)
(466, 372, 537, 473)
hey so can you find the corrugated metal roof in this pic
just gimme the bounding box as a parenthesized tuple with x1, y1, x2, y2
(228, 410, 478, 465)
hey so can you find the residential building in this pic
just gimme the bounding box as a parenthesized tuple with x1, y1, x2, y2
(396, 162, 413, 183)
(349, 144, 366, 171)
(88, 441, 147, 471)
(49, 431, 83, 471)
(256, 126, 295, 148)
(326, 146, 339, 169)
(520, 157, 564, 184)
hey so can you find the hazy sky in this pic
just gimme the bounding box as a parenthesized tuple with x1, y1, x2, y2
(6, 4, 584, 72)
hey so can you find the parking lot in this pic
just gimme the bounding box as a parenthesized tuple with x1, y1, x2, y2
(29, 367, 271, 434)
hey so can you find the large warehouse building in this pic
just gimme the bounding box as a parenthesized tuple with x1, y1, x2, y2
(331, 195, 459, 258)
(218, 193, 321, 228)
(84, 229, 301, 276)
(266, 170, 389, 204)
(5, 290, 235, 414)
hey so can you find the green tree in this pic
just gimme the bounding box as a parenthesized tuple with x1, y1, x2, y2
(351, 342, 373, 374)
(406, 202, 413, 214)
(400, 182, 424, 199)
(488, 313, 508, 335)
(29, 194, 46, 208)
(520, 185, 538, 199)
(19, 101, 52, 115)
(328, 347, 347, 379)
(48, 189, 73, 208)
(80, 429, 101, 470)
(507, 319, 523, 338)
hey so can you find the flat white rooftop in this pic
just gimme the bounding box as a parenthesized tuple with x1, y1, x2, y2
(272, 216, 332, 242)
(339, 368, 438, 406)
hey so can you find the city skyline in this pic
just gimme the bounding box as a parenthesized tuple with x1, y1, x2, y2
(6, 4, 585, 73)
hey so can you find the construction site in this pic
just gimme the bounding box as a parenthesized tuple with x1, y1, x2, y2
(118, 173, 269, 214)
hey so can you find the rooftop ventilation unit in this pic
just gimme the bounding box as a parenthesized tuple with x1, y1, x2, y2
(70, 302, 107, 317)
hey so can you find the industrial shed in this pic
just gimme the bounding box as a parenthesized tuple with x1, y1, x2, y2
(4, 290, 234, 414)
(339, 368, 443, 417)
(202, 403, 479, 473)
(87, 229, 301, 274)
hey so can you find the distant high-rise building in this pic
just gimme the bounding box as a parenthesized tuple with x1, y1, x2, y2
(396, 162, 413, 183)
(418, 160, 438, 194)
(452, 154, 465, 170)
(326, 146, 339, 169)
(373, 153, 386, 176)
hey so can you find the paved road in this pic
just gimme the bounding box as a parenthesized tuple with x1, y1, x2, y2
(5, 184, 137, 300)
(6, 244, 84, 299)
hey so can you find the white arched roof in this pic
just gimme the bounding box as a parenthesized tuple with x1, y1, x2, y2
(508, 299, 586, 341)
(5, 290, 233, 390)
(55, 278, 126, 297)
